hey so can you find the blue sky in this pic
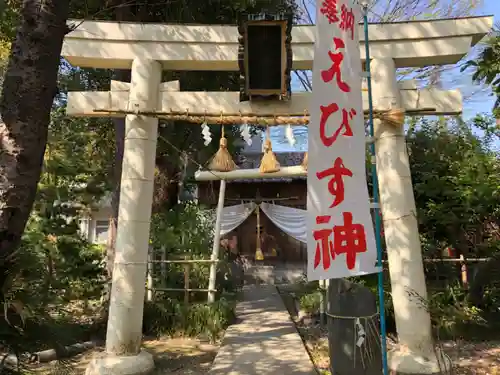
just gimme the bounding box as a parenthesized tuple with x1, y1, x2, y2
(268, 0, 499, 151)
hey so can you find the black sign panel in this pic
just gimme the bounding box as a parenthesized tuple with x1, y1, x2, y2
(238, 14, 293, 102)
(247, 24, 283, 91)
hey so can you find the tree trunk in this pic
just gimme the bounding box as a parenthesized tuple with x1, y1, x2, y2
(0, 0, 71, 297)
(152, 157, 180, 213)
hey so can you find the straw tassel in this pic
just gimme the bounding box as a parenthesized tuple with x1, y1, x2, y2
(376, 108, 405, 127)
(301, 152, 308, 171)
(255, 248, 264, 261)
(259, 127, 280, 173)
(208, 126, 238, 172)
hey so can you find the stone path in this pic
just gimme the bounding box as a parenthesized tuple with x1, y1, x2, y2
(208, 285, 316, 375)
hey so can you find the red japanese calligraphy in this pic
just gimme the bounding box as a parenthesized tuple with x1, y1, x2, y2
(319, 103, 356, 147)
(333, 212, 367, 270)
(316, 157, 352, 208)
(320, 0, 339, 24)
(339, 4, 355, 40)
(321, 37, 350, 93)
(313, 212, 367, 271)
(313, 215, 335, 270)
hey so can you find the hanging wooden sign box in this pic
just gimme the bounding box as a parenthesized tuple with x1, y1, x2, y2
(238, 13, 293, 102)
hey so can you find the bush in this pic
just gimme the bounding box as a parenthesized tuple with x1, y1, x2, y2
(299, 290, 323, 315)
(142, 297, 236, 342)
(0, 209, 107, 374)
(349, 274, 495, 340)
(149, 202, 214, 257)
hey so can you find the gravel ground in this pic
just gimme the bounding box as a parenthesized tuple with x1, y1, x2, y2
(29, 337, 219, 375)
(440, 340, 500, 375)
(279, 288, 500, 375)
(296, 319, 500, 375)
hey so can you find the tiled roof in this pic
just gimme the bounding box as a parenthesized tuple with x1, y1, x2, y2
(237, 152, 304, 168)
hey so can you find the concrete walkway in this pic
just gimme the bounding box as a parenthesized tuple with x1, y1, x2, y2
(208, 285, 317, 375)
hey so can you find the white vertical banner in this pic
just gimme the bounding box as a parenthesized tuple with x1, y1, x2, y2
(307, 0, 379, 281)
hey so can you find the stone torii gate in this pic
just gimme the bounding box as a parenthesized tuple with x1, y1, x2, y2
(62, 16, 492, 375)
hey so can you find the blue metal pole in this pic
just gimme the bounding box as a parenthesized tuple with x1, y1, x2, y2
(362, 5, 389, 375)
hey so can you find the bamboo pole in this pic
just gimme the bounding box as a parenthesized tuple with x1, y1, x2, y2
(380, 258, 491, 263)
(195, 165, 307, 181)
(460, 254, 468, 289)
(319, 279, 326, 327)
(207, 180, 226, 303)
(153, 287, 217, 292)
(184, 256, 190, 304)
(150, 259, 219, 264)
(161, 247, 167, 288)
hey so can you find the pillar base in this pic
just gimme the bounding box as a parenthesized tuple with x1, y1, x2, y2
(85, 350, 154, 375)
(388, 345, 451, 374)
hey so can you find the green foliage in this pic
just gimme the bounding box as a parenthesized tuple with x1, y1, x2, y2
(149, 202, 240, 297)
(0, 98, 112, 306)
(408, 117, 500, 258)
(425, 284, 486, 338)
(39, 105, 113, 203)
(0, 0, 16, 90)
(142, 297, 235, 342)
(0, 80, 113, 370)
(299, 290, 323, 315)
(150, 204, 212, 295)
(279, 277, 324, 315)
(463, 30, 500, 118)
(351, 273, 489, 339)
(17, 104, 113, 303)
(150, 202, 214, 255)
(0, 225, 102, 373)
(146, 203, 238, 340)
(21, 218, 105, 302)
(0, 0, 20, 42)
(407, 117, 500, 334)
(353, 116, 500, 339)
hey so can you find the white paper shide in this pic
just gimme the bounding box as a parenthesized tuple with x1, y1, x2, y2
(307, 0, 379, 281)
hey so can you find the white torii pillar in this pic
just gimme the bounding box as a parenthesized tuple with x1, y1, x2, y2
(86, 58, 160, 375)
(371, 58, 449, 374)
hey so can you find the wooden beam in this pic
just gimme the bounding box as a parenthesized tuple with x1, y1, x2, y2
(66, 88, 462, 118)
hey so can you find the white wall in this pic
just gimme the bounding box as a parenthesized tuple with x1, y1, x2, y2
(79, 207, 112, 244)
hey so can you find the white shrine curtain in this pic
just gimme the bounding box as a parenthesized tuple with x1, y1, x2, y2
(220, 203, 256, 236)
(259, 203, 307, 243)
